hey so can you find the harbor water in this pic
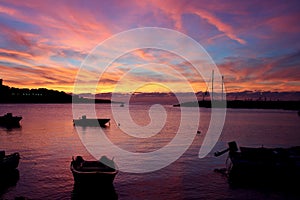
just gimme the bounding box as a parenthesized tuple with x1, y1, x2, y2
(0, 104, 300, 200)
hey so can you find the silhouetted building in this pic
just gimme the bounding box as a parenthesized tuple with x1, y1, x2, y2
(0, 79, 2, 87)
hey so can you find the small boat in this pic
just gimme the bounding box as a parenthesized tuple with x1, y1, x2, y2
(0, 151, 20, 171)
(0, 113, 22, 127)
(73, 115, 110, 127)
(215, 141, 300, 185)
(70, 155, 118, 185)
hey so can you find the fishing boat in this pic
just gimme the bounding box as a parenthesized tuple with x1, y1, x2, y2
(70, 155, 118, 185)
(214, 141, 300, 185)
(0, 113, 22, 127)
(73, 115, 110, 127)
(0, 151, 20, 171)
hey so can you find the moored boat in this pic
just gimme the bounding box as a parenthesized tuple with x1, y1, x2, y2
(0, 151, 20, 171)
(0, 113, 22, 127)
(70, 155, 118, 185)
(215, 141, 300, 185)
(73, 115, 110, 127)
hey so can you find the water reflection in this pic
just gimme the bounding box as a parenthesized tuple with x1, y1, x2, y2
(71, 183, 118, 200)
(0, 169, 19, 196)
(0, 126, 22, 133)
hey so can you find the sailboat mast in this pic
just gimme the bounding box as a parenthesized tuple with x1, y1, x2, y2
(222, 75, 224, 101)
(211, 70, 214, 101)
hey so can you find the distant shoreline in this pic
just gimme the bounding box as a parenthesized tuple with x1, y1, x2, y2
(173, 100, 300, 111)
(0, 101, 113, 104)
(0, 95, 113, 104)
(0, 81, 114, 104)
(1, 81, 299, 109)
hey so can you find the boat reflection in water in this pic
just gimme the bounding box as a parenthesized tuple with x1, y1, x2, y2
(71, 182, 118, 200)
(215, 141, 300, 189)
(0, 169, 20, 196)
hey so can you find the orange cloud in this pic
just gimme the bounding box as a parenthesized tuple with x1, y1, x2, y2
(218, 51, 300, 92)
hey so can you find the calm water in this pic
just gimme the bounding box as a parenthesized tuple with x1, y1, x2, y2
(0, 104, 300, 200)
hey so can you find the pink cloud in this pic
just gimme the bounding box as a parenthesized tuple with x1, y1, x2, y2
(138, 0, 246, 44)
(0, 48, 33, 59)
(218, 51, 300, 92)
(0, 23, 33, 47)
(267, 13, 300, 33)
(0, 2, 113, 51)
(0, 4, 16, 15)
(191, 9, 246, 44)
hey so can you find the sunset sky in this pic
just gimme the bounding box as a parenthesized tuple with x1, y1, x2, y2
(0, 0, 299, 93)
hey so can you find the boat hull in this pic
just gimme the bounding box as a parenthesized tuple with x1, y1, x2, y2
(0, 114, 22, 128)
(71, 168, 117, 185)
(70, 156, 118, 185)
(0, 152, 20, 171)
(215, 141, 300, 186)
(73, 118, 110, 127)
(228, 145, 300, 185)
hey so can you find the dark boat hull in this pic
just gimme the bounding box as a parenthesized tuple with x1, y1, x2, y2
(216, 142, 300, 186)
(71, 169, 117, 185)
(0, 152, 20, 171)
(73, 118, 110, 127)
(229, 146, 300, 183)
(0, 114, 22, 128)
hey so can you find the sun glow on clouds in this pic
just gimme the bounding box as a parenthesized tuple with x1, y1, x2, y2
(0, 0, 299, 93)
(82, 48, 205, 94)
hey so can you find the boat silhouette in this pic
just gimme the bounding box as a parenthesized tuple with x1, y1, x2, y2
(0, 113, 22, 128)
(70, 155, 118, 185)
(73, 115, 110, 127)
(215, 141, 300, 187)
(0, 151, 20, 171)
